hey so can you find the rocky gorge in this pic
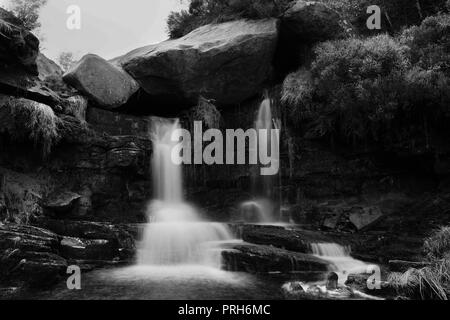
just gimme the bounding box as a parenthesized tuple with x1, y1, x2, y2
(1, 0, 450, 300)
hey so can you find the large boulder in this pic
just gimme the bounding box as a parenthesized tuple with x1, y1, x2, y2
(37, 53, 63, 81)
(117, 19, 279, 107)
(0, 8, 39, 75)
(281, 1, 348, 42)
(63, 54, 139, 109)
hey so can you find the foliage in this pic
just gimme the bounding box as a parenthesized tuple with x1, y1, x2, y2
(282, 14, 450, 147)
(388, 227, 450, 300)
(183, 96, 222, 129)
(388, 262, 449, 300)
(167, 0, 292, 38)
(424, 226, 450, 260)
(57, 51, 76, 72)
(400, 13, 450, 74)
(8, 0, 47, 31)
(321, 0, 448, 35)
(1, 98, 61, 157)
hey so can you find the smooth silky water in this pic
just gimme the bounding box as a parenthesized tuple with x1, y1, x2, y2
(26, 115, 373, 300)
(30, 118, 290, 300)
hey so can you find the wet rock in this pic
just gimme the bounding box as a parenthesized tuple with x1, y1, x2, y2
(44, 192, 81, 214)
(60, 237, 119, 261)
(241, 224, 334, 253)
(117, 19, 278, 107)
(349, 206, 383, 231)
(345, 273, 392, 296)
(30, 218, 136, 258)
(0, 224, 59, 253)
(281, 1, 348, 43)
(63, 54, 139, 109)
(326, 272, 339, 290)
(0, 224, 67, 288)
(0, 250, 67, 287)
(222, 243, 329, 274)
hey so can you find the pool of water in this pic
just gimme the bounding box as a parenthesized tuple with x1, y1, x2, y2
(25, 266, 294, 300)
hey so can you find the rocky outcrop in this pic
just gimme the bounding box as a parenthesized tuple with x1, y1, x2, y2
(31, 218, 137, 259)
(222, 242, 329, 274)
(117, 19, 279, 107)
(63, 54, 139, 109)
(60, 237, 119, 261)
(0, 224, 67, 287)
(0, 8, 39, 76)
(240, 224, 335, 253)
(281, 1, 347, 42)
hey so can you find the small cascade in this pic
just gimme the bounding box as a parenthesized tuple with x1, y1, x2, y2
(138, 118, 233, 268)
(239, 200, 275, 223)
(241, 96, 280, 223)
(311, 243, 368, 284)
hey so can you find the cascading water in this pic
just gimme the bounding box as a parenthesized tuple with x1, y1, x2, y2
(311, 243, 368, 284)
(138, 118, 233, 268)
(241, 97, 280, 223)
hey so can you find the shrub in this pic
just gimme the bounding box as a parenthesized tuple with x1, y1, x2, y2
(388, 264, 449, 300)
(400, 13, 450, 74)
(283, 25, 450, 147)
(424, 226, 450, 260)
(182, 96, 222, 130)
(1, 98, 61, 157)
(321, 0, 448, 35)
(283, 35, 410, 143)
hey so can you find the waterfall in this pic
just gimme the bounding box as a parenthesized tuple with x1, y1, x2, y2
(241, 97, 280, 223)
(138, 118, 233, 268)
(311, 243, 368, 284)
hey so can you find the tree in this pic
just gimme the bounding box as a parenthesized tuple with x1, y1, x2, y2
(57, 52, 76, 72)
(9, 0, 47, 31)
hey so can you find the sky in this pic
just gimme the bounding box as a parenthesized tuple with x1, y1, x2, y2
(0, 0, 187, 62)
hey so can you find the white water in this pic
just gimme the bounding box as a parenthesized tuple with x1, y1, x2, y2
(138, 118, 233, 268)
(311, 243, 368, 284)
(241, 97, 280, 223)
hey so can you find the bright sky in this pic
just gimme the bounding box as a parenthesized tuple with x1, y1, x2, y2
(0, 0, 187, 61)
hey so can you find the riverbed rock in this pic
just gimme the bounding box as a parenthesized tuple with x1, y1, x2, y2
(221, 242, 329, 274)
(240, 224, 335, 253)
(30, 218, 136, 259)
(0, 224, 67, 287)
(63, 54, 139, 109)
(117, 19, 279, 107)
(60, 236, 119, 261)
(0, 224, 59, 253)
(281, 1, 347, 42)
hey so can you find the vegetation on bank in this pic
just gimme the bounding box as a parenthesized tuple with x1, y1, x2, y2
(282, 12, 450, 149)
(0, 98, 61, 157)
(388, 227, 450, 300)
